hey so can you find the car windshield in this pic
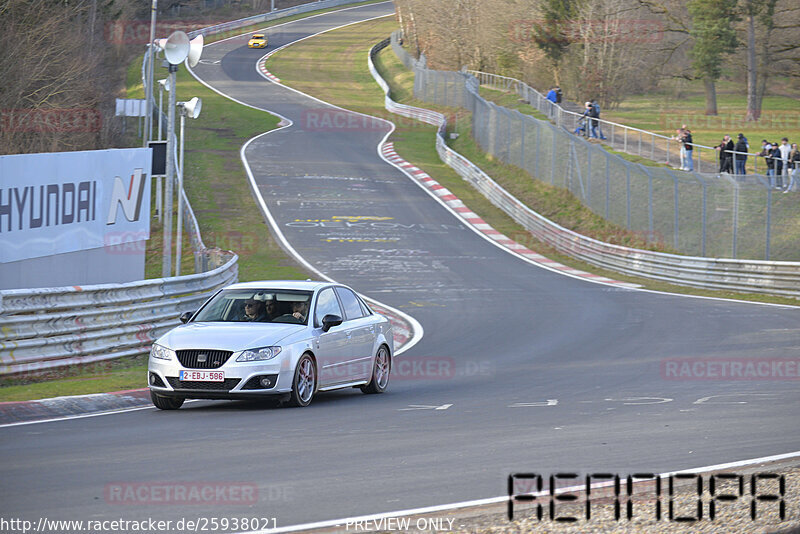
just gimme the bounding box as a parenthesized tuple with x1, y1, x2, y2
(252, 34, 264, 39)
(192, 289, 312, 325)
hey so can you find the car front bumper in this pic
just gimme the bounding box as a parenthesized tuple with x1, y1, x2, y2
(148, 354, 294, 399)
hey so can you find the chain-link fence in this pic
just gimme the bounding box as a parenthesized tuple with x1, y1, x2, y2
(392, 32, 798, 261)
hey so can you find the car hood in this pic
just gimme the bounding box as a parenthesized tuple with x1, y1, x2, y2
(157, 322, 306, 351)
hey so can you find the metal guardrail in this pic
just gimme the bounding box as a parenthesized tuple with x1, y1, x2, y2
(0, 255, 237, 375)
(376, 33, 800, 298)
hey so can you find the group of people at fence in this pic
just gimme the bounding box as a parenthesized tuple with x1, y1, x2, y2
(669, 125, 799, 191)
(545, 85, 797, 190)
(708, 132, 799, 191)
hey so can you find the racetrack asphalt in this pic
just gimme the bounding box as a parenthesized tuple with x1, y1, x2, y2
(2, 3, 799, 531)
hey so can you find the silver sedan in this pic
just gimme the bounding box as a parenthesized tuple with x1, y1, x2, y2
(148, 280, 393, 409)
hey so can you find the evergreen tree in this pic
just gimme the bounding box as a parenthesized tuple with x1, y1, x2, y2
(531, 0, 583, 85)
(687, 0, 739, 115)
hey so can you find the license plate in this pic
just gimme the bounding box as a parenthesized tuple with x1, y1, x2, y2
(179, 370, 224, 382)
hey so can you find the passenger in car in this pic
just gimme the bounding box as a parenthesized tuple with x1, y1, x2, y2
(264, 298, 279, 321)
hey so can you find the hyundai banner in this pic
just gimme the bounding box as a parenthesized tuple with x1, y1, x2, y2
(0, 148, 151, 263)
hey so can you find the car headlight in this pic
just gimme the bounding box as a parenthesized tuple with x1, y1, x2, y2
(236, 346, 282, 362)
(150, 344, 175, 361)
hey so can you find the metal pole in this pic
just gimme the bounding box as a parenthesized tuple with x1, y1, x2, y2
(144, 0, 158, 146)
(673, 172, 679, 250)
(701, 181, 707, 256)
(732, 182, 739, 259)
(156, 177, 162, 223)
(176, 111, 185, 276)
(162, 65, 177, 278)
(765, 188, 771, 260)
(605, 154, 610, 219)
(158, 85, 164, 141)
(626, 166, 631, 229)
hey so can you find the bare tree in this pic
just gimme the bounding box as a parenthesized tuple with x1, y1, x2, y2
(741, 0, 800, 121)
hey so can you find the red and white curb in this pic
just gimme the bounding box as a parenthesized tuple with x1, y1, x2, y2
(380, 142, 640, 288)
(257, 47, 283, 83)
(258, 60, 281, 83)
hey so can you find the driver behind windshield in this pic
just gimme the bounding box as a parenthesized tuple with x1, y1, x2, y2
(242, 299, 268, 322)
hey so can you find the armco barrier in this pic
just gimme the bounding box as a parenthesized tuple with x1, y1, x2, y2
(0, 254, 237, 376)
(372, 35, 800, 298)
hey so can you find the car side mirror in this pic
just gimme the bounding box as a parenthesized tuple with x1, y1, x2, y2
(321, 314, 342, 332)
(179, 311, 195, 324)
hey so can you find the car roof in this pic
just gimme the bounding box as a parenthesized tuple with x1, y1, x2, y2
(251, 34, 264, 38)
(224, 280, 331, 292)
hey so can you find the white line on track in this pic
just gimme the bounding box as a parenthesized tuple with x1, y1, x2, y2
(188, 5, 424, 355)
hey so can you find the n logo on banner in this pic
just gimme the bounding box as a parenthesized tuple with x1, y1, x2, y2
(107, 168, 146, 224)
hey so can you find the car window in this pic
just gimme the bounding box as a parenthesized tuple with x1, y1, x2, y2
(192, 289, 311, 323)
(314, 288, 343, 327)
(334, 287, 365, 321)
(358, 296, 372, 317)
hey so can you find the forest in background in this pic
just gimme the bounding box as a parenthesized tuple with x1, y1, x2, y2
(0, 0, 317, 155)
(394, 0, 800, 117)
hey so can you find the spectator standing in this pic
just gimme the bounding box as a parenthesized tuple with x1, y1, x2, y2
(733, 133, 748, 175)
(786, 143, 799, 193)
(771, 142, 784, 189)
(759, 140, 774, 182)
(682, 128, 694, 172)
(783, 143, 800, 193)
(545, 87, 558, 119)
(672, 128, 687, 170)
(555, 86, 563, 103)
(683, 129, 694, 172)
(591, 99, 607, 140)
(716, 135, 734, 174)
(779, 137, 791, 184)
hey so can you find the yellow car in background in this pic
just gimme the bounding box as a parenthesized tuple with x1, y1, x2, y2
(248, 33, 268, 49)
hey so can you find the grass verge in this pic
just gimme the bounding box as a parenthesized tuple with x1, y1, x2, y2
(268, 17, 800, 307)
(600, 78, 800, 150)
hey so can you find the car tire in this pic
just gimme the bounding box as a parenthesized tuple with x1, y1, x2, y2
(361, 345, 391, 394)
(150, 390, 184, 410)
(289, 353, 316, 407)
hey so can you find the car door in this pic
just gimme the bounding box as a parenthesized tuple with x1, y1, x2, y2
(334, 286, 375, 382)
(312, 287, 349, 387)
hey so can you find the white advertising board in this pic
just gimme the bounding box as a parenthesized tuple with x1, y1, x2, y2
(0, 148, 151, 263)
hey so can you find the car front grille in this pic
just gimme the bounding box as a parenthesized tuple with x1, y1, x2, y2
(176, 349, 233, 369)
(166, 377, 241, 391)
